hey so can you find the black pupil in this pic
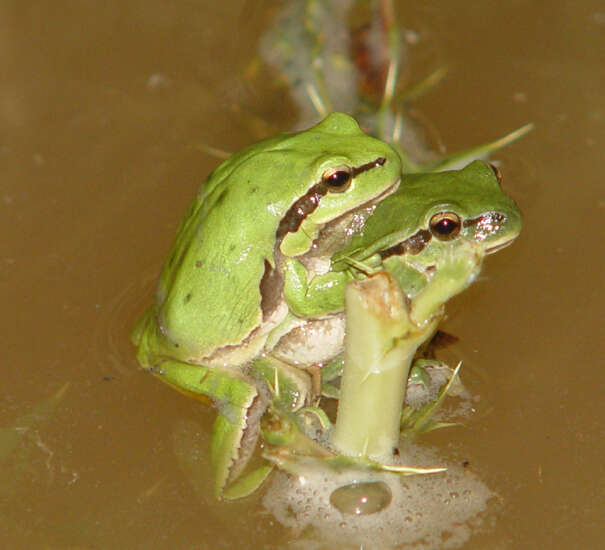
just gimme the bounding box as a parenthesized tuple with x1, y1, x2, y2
(435, 218, 458, 235)
(327, 171, 350, 187)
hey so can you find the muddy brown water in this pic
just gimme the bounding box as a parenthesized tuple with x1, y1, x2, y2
(2, 1, 603, 548)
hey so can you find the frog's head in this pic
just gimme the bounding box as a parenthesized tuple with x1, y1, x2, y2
(245, 112, 402, 257)
(332, 161, 522, 322)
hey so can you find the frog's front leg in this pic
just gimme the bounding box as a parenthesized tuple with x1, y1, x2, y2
(282, 257, 350, 317)
(152, 360, 271, 499)
(406, 247, 481, 326)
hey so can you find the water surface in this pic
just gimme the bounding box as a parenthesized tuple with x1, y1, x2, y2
(2, 1, 603, 548)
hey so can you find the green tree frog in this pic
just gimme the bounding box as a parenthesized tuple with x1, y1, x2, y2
(132, 113, 403, 497)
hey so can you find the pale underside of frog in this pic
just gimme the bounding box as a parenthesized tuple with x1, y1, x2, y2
(132, 113, 521, 498)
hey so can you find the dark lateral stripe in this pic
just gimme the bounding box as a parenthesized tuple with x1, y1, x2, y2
(275, 182, 324, 244)
(275, 156, 387, 245)
(378, 229, 432, 260)
(352, 156, 386, 176)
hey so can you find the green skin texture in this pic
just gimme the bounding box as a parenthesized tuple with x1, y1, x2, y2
(132, 113, 521, 497)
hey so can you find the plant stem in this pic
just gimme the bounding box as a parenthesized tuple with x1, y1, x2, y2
(331, 273, 437, 460)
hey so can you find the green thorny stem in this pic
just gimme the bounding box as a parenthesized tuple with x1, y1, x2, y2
(331, 273, 440, 460)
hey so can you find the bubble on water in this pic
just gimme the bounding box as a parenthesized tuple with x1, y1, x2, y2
(329, 481, 392, 515)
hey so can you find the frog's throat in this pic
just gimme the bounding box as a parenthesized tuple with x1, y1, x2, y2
(275, 156, 388, 246)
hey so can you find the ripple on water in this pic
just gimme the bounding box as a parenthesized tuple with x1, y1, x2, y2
(90, 268, 157, 376)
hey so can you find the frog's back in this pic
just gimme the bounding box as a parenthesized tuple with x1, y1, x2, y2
(136, 130, 323, 366)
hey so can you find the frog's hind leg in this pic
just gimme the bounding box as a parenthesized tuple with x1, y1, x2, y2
(152, 360, 269, 498)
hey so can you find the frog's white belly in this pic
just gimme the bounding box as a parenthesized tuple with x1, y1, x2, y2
(269, 314, 345, 366)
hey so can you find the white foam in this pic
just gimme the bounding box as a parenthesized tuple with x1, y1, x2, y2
(263, 444, 494, 549)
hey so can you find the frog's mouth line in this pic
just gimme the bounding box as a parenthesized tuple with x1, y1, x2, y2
(486, 238, 515, 254)
(337, 175, 401, 237)
(370, 177, 401, 204)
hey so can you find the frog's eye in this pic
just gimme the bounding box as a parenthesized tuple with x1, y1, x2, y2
(322, 165, 353, 192)
(429, 212, 462, 240)
(488, 163, 503, 186)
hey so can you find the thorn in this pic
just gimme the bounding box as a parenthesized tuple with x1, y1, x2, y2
(273, 366, 280, 397)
